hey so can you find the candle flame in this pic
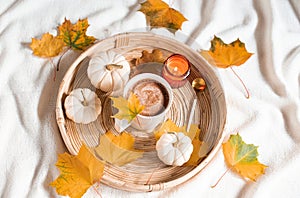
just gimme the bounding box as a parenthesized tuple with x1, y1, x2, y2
(174, 67, 178, 72)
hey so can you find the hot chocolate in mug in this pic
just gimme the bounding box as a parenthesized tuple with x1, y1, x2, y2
(121, 73, 173, 132)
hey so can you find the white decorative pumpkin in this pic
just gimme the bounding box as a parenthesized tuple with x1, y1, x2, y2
(87, 51, 130, 96)
(156, 132, 193, 166)
(64, 88, 102, 124)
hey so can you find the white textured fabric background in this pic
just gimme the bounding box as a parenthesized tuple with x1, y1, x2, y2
(1, 0, 300, 197)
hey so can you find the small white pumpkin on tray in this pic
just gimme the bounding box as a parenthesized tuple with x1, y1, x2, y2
(156, 132, 193, 166)
(87, 51, 130, 96)
(64, 88, 101, 124)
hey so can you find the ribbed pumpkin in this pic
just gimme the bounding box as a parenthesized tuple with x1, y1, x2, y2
(64, 88, 102, 124)
(87, 51, 130, 96)
(156, 132, 193, 166)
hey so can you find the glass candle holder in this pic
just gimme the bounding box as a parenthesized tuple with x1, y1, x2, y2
(161, 54, 191, 88)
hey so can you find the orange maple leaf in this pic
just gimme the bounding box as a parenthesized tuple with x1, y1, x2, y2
(200, 36, 253, 98)
(57, 18, 96, 50)
(30, 33, 64, 57)
(134, 49, 165, 65)
(200, 36, 253, 68)
(139, 0, 187, 33)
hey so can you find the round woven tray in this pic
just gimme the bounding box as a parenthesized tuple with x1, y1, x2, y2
(56, 32, 226, 192)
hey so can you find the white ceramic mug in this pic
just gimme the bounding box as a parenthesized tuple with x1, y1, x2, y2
(122, 73, 173, 132)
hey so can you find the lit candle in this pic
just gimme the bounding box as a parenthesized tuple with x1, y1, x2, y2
(162, 54, 190, 88)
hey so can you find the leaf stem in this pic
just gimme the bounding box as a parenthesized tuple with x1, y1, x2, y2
(49, 58, 56, 81)
(169, 0, 175, 7)
(145, 164, 161, 185)
(230, 67, 250, 99)
(93, 182, 102, 198)
(56, 48, 70, 71)
(211, 168, 230, 188)
(135, 116, 142, 128)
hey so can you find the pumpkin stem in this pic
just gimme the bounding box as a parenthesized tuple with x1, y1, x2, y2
(168, 132, 179, 148)
(105, 64, 123, 71)
(81, 89, 88, 106)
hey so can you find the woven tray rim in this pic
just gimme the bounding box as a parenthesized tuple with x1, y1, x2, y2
(55, 32, 227, 192)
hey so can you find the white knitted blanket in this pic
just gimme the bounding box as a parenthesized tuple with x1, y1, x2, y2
(1, 0, 300, 197)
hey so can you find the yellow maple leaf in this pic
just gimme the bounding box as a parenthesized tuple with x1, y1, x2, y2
(94, 131, 144, 166)
(58, 18, 96, 50)
(30, 33, 65, 57)
(134, 49, 165, 65)
(184, 129, 210, 166)
(154, 119, 181, 140)
(111, 92, 145, 123)
(139, 0, 187, 33)
(51, 143, 104, 198)
(104, 130, 135, 150)
(154, 119, 198, 141)
(222, 133, 267, 181)
(200, 36, 253, 68)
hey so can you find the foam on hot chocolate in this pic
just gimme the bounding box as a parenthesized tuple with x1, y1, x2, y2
(132, 81, 165, 116)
